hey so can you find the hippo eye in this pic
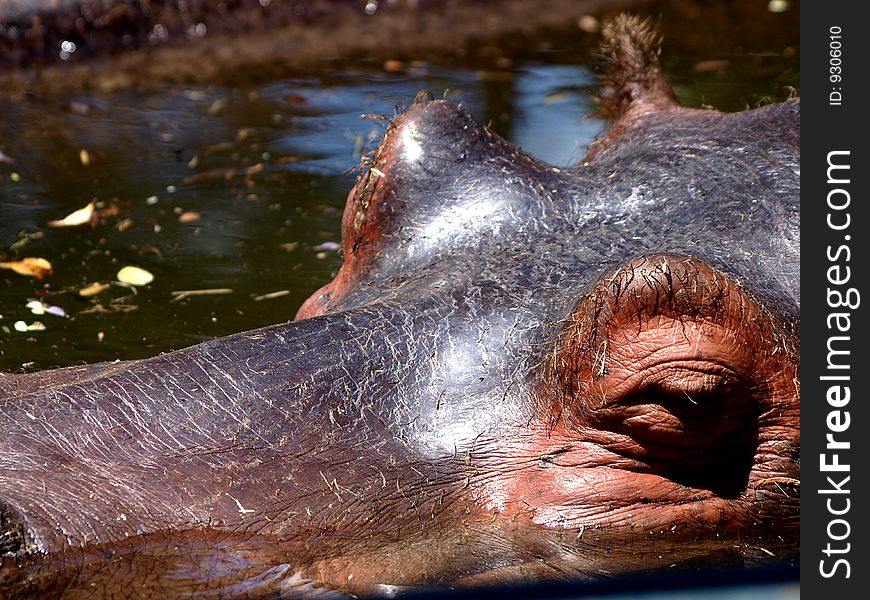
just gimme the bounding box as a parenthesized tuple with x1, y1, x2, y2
(548, 254, 799, 496)
(598, 363, 753, 447)
(588, 361, 759, 496)
(605, 369, 759, 497)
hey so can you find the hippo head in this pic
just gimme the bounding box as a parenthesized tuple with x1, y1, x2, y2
(0, 16, 798, 599)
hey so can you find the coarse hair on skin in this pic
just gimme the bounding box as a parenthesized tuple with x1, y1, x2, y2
(596, 14, 678, 119)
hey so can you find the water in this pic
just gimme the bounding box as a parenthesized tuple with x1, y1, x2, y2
(0, 10, 799, 371)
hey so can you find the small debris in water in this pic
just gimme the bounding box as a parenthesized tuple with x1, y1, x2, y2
(577, 15, 599, 33)
(9, 231, 44, 252)
(170, 288, 233, 302)
(9, 172, 21, 182)
(116, 266, 155, 286)
(138, 244, 162, 256)
(69, 101, 90, 115)
(26, 300, 67, 318)
(208, 98, 228, 116)
(79, 149, 91, 166)
(183, 90, 207, 101)
(146, 196, 159, 205)
(384, 59, 404, 72)
(273, 155, 303, 165)
(48, 201, 95, 227)
(768, 0, 789, 13)
(544, 92, 569, 104)
(0, 257, 53, 279)
(178, 211, 201, 223)
(14, 320, 46, 332)
(285, 94, 307, 105)
(475, 71, 514, 82)
(78, 282, 111, 297)
(693, 59, 730, 73)
(253, 290, 291, 301)
(313, 241, 340, 252)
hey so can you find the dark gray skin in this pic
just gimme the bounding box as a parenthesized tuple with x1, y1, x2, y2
(0, 16, 799, 599)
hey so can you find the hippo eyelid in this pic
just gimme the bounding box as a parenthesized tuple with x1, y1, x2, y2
(603, 361, 744, 409)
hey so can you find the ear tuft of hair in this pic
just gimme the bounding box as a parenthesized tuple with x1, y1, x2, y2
(596, 14, 678, 119)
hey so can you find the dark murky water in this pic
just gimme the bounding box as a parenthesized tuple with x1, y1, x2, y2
(0, 7, 799, 372)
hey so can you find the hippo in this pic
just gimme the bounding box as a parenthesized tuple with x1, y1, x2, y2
(0, 15, 799, 599)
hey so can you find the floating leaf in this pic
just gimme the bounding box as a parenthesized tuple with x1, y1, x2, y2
(45, 305, 67, 317)
(26, 300, 67, 317)
(25, 300, 45, 315)
(14, 320, 46, 332)
(78, 282, 111, 297)
(48, 201, 95, 227)
(116, 265, 154, 286)
(0, 257, 53, 279)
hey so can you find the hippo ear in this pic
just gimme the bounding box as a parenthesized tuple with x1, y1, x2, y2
(596, 15, 678, 120)
(546, 254, 799, 496)
(296, 92, 549, 319)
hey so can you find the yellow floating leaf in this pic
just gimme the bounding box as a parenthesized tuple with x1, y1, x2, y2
(78, 282, 111, 297)
(0, 257, 53, 279)
(48, 201, 95, 227)
(116, 265, 154, 286)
